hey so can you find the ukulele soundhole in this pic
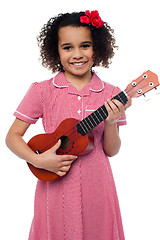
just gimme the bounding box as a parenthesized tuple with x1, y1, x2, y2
(59, 136, 70, 149)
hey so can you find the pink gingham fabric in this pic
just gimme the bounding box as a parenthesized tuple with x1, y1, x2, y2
(14, 72, 126, 240)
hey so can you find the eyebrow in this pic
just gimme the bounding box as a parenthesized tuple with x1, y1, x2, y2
(60, 43, 71, 47)
(60, 41, 92, 47)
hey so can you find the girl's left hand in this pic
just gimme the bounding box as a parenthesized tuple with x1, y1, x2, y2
(104, 96, 132, 125)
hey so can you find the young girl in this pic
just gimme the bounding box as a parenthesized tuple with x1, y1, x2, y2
(6, 10, 131, 240)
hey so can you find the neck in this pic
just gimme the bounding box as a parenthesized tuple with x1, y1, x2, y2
(64, 71, 92, 91)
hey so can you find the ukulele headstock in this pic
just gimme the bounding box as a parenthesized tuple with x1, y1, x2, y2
(125, 70, 159, 98)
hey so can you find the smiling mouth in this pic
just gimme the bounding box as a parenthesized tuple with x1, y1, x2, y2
(70, 61, 87, 66)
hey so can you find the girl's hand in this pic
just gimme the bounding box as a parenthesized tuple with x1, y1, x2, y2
(104, 96, 132, 125)
(36, 139, 78, 177)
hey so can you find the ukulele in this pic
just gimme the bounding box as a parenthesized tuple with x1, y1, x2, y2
(27, 70, 159, 181)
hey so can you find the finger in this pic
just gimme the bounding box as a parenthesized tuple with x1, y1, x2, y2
(61, 160, 75, 166)
(105, 100, 125, 122)
(112, 99, 126, 110)
(59, 165, 71, 172)
(107, 100, 121, 114)
(60, 155, 78, 162)
(104, 100, 114, 112)
(122, 97, 132, 110)
(104, 102, 114, 119)
(56, 171, 67, 177)
(51, 139, 62, 152)
(126, 96, 132, 108)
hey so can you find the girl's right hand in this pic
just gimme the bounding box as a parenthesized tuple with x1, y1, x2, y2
(36, 139, 78, 177)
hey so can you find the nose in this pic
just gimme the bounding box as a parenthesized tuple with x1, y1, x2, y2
(72, 48, 83, 59)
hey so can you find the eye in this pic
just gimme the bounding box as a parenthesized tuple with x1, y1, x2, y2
(63, 46, 72, 51)
(81, 44, 91, 49)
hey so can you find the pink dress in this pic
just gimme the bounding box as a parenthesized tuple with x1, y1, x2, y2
(14, 72, 126, 240)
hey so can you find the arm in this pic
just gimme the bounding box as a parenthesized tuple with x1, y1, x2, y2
(6, 118, 77, 177)
(103, 97, 131, 157)
(103, 122, 121, 157)
(6, 118, 37, 163)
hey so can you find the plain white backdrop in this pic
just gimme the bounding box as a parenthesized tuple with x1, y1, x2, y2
(1, 0, 160, 239)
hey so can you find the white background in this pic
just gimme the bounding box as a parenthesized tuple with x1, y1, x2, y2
(1, 0, 160, 239)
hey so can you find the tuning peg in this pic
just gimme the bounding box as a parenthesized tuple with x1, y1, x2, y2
(143, 94, 150, 102)
(155, 87, 160, 95)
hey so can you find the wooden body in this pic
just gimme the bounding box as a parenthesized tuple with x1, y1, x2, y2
(27, 118, 94, 181)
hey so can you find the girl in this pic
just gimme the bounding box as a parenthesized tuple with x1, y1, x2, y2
(6, 10, 131, 240)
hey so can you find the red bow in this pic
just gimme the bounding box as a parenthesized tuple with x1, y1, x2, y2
(80, 10, 104, 28)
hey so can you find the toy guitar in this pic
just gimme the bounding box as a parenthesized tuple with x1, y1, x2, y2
(27, 70, 159, 181)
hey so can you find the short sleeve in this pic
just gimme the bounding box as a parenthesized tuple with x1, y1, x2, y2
(111, 86, 127, 127)
(14, 82, 43, 124)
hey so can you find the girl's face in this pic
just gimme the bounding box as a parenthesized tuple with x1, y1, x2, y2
(58, 26, 94, 82)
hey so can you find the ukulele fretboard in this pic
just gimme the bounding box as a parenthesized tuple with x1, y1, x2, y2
(76, 91, 128, 136)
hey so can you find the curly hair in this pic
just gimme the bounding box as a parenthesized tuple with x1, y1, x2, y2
(37, 11, 117, 72)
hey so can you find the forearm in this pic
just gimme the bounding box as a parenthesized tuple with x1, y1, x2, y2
(103, 97, 132, 156)
(6, 128, 38, 167)
(103, 122, 121, 157)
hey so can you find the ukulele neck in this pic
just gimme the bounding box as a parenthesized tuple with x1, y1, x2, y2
(76, 91, 128, 136)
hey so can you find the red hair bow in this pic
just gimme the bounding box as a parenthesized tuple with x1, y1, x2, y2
(80, 10, 104, 28)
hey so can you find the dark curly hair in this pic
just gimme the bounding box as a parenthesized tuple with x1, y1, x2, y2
(37, 11, 117, 73)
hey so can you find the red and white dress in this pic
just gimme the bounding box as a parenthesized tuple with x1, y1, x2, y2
(14, 72, 126, 240)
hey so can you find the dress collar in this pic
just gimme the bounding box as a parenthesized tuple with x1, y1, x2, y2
(53, 72, 104, 95)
